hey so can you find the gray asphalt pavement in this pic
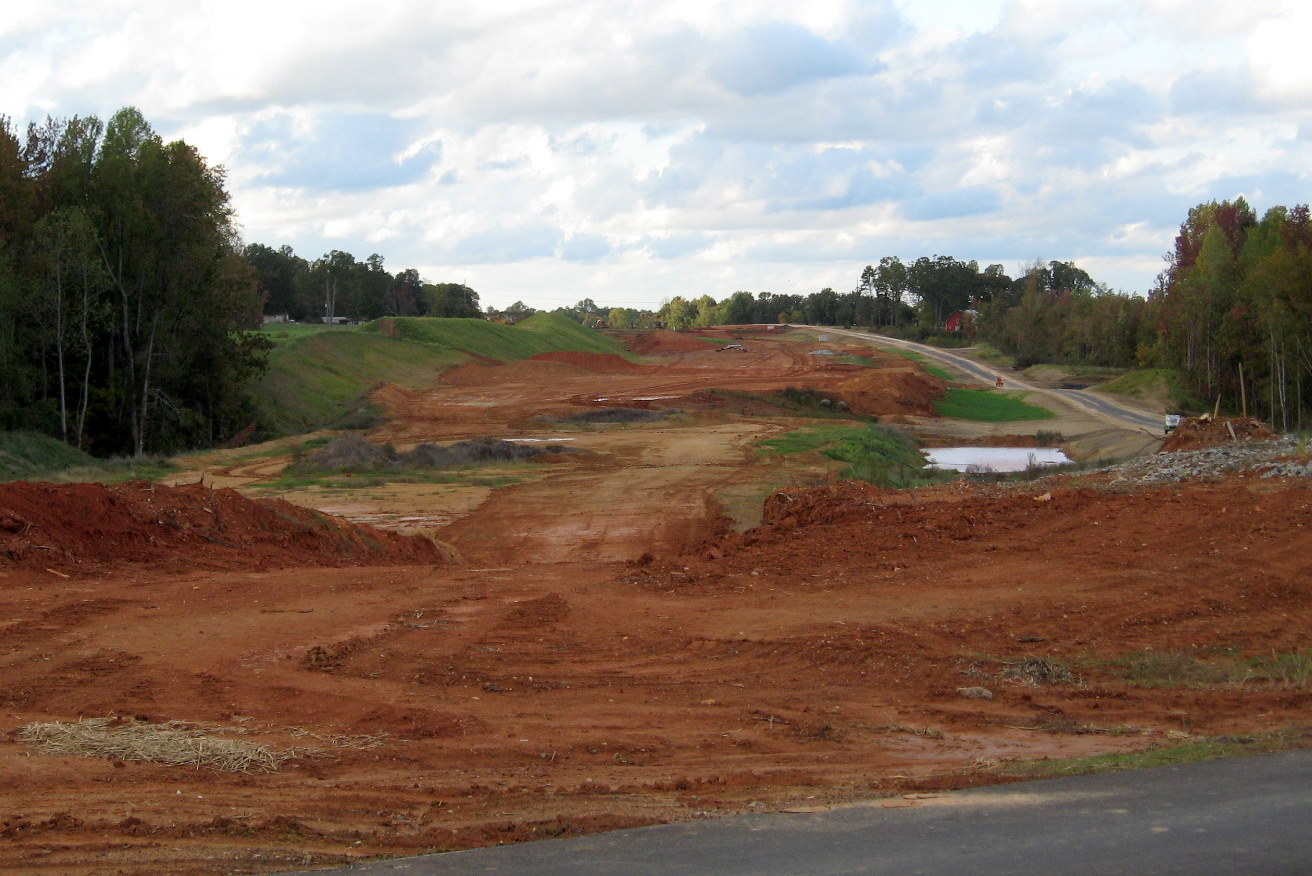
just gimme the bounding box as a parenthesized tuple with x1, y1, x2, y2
(821, 328, 1165, 432)
(282, 749, 1312, 875)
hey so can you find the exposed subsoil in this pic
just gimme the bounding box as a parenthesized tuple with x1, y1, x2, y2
(2, 331, 1310, 874)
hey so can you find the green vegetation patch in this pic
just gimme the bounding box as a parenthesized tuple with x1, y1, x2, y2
(254, 314, 634, 438)
(997, 726, 1312, 781)
(290, 433, 569, 474)
(254, 331, 460, 436)
(0, 431, 176, 484)
(1112, 649, 1312, 690)
(0, 431, 97, 481)
(714, 387, 861, 419)
(881, 347, 956, 381)
(933, 387, 1056, 422)
(968, 344, 1017, 368)
(1095, 368, 1200, 411)
(757, 422, 877, 456)
(758, 422, 945, 488)
(256, 322, 358, 347)
(257, 434, 557, 491)
(372, 312, 630, 360)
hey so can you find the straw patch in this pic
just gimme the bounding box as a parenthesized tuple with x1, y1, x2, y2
(19, 717, 312, 773)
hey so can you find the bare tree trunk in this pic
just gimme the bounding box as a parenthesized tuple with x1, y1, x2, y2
(135, 314, 159, 457)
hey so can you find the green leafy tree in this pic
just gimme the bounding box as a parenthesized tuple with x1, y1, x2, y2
(424, 282, 481, 318)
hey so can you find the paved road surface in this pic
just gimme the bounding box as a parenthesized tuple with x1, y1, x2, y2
(820, 328, 1165, 433)
(281, 749, 1312, 875)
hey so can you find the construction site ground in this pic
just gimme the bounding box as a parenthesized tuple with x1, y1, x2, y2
(1, 328, 1309, 874)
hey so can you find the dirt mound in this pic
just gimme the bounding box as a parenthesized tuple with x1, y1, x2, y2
(529, 351, 650, 372)
(1161, 417, 1276, 452)
(0, 480, 443, 575)
(760, 480, 894, 529)
(834, 367, 946, 417)
(622, 331, 714, 355)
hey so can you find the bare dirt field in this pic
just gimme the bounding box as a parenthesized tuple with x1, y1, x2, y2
(2, 329, 1309, 874)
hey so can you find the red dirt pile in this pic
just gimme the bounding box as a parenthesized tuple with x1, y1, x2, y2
(0, 481, 443, 575)
(834, 368, 946, 417)
(1161, 416, 1276, 452)
(622, 330, 714, 354)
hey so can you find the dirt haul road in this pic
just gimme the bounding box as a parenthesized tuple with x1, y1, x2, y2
(1, 328, 1310, 875)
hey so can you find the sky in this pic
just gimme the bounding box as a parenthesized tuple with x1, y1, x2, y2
(4, 1, 1311, 311)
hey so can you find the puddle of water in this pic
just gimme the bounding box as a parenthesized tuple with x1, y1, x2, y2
(923, 447, 1071, 473)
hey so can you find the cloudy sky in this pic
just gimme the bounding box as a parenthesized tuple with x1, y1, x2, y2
(5, 1, 1310, 310)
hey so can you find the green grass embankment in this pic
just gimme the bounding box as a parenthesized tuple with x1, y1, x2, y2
(757, 422, 946, 488)
(933, 387, 1057, 422)
(1095, 368, 1199, 412)
(253, 313, 630, 436)
(881, 346, 956, 381)
(0, 431, 176, 484)
(0, 431, 95, 481)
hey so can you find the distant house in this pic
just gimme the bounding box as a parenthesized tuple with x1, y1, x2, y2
(262, 313, 291, 324)
(945, 310, 979, 333)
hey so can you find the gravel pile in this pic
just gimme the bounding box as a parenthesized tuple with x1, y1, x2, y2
(1106, 437, 1310, 485)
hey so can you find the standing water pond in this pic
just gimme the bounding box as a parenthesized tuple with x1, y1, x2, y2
(923, 447, 1071, 473)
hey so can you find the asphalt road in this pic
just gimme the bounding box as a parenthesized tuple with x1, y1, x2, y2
(819, 328, 1165, 433)
(281, 749, 1312, 875)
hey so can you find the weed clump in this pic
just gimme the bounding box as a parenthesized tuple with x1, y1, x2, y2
(291, 433, 567, 474)
(1000, 657, 1079, 686)
(558, 408, 676, 424)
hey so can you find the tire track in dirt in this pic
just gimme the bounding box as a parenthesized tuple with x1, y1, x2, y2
(434, 422, 782, 564)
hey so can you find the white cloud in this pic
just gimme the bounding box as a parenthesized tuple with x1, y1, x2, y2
(1248, 3, 1312, 104)
(4, 0, 1309, 309)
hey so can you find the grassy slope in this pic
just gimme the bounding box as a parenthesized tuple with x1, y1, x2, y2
(0, 431, 175, 484)
(0, 431, 96, 481)
(1095, 368, 1197, 412)
(254, 313, 628, 436)
(756, 422, 941, 487)
(933, 387, 1057, 421)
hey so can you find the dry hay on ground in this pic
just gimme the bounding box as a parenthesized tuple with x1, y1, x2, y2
(19, 717, 300, 773)
(999, 657, 1080, 686)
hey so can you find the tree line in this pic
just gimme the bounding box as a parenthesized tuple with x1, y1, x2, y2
(0, 107, 491, 455)
(0, 108, 267, 455)
(656, 198, 1312, 425)
(244, 243, 481, 323)
(5, 107, 1307, 456)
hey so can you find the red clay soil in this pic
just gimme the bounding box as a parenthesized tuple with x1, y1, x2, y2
(621, 330, 714, 354)
(1161, 416, 1278, 452)
(2, 332, 1310, 874)
(834, 367, 945, 417)
(528, 351, 650, 372)
(0, 480, 443, 574)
